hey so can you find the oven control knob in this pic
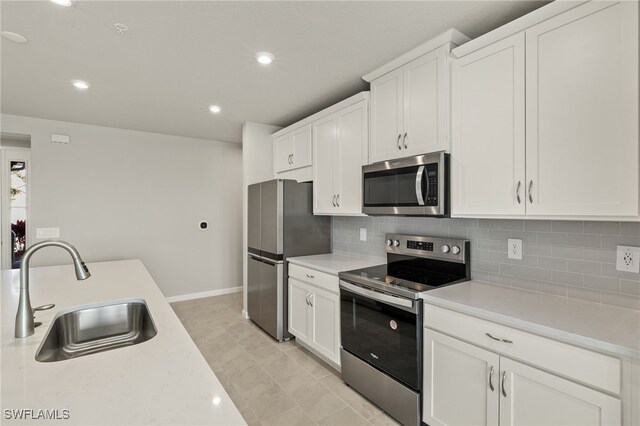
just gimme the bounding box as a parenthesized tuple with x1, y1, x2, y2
(393, 240, 400, 247)
(386, 239, 393, 247)
(451, 245, 461, 255)
(441, 244, 451, 253)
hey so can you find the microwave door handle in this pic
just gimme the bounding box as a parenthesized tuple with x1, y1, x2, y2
(415, 165, 426, 206)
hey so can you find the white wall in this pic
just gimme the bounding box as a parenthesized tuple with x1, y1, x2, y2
(241, 121, 280, 316)
(0, 114, 243, 298)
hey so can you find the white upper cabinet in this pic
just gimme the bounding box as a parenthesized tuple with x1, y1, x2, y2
(451, 34, 526, 217)
(525, 1, 638, 218)
(313, 94, 368, 215)
(274, 125, 312, 174)
(365, 29, 470, 163)
(451, 0, 639, 220)
(370, 68, 404, 162)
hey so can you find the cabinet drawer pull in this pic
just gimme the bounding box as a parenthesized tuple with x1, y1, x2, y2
(528, 180, 533, 203)
(485, 332, 513, 344)
(306, 274, 314, 279)
(332, 195, 337, 207)
(403, 132, 408, 149)
(336, 194, 340, 207)
(488, 365, 495, 392)
(501, 371, 508, 398)
(516, 181, 521, 204)
(397, 134, 402, 150)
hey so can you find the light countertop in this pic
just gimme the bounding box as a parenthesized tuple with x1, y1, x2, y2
(1, 259, 245, 425)
(422, 280, 640, 359)
(287, 253, 383, 276)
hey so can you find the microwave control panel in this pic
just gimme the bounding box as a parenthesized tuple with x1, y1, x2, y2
(426, 163, 438, 206)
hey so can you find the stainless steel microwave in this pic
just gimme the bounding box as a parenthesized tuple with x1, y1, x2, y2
(362, 152, 449, 216)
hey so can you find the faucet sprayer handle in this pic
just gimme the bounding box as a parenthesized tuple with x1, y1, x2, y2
(33, 304, 55, 314)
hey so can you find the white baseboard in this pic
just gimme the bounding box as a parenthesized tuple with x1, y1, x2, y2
(166, 286, 242, 303)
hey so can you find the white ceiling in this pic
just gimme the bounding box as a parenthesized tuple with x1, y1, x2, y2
(1, 1, 549, 143)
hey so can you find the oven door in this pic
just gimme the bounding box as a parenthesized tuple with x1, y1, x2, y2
(339, 280, 422, 391)
(362, 152, 448, 216)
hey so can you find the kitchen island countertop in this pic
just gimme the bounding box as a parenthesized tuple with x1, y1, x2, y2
(1, 259, 245, 425)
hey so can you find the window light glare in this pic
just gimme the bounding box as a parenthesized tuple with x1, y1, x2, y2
(71, 80, 90, 90)
(255, 52, 275, 65)
(209, 105, 222, 113)
(50, 0, 72, 6)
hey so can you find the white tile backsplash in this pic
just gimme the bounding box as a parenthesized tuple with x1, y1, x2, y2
(332, 217, 640, 311)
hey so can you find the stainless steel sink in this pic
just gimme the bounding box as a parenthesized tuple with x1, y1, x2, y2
(35, 298, 157, 362)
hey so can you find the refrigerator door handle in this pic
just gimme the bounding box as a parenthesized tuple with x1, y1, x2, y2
(247, 253, 282, 266)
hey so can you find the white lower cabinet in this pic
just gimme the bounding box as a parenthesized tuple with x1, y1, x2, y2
(287, 264, 340, 366)
(424, 310, 622, 426)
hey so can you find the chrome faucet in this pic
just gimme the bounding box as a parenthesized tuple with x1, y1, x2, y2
(15, 240, 91, 338)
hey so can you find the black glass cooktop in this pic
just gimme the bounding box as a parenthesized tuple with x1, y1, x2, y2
(340, 255, 468, 294)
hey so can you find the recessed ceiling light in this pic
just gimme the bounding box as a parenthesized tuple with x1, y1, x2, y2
(71, 80, 90, 90)
(114, 23, 128, 34)
(1, 31, 28, 43)
(209, 105, 222, 113)
(50, 0, 72, 6)
(255, 52, 275, 65)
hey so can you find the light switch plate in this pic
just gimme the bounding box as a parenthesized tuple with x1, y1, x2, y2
(360, 228, 367, 242)
(617, 245, 640, 273)
(508, 238, 523, 260)
(36, 227, 60, 239)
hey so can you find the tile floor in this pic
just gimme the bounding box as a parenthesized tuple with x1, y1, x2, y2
(171, 292, 401, 426)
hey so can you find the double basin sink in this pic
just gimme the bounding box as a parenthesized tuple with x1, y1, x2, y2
(35, 298, 157, 363)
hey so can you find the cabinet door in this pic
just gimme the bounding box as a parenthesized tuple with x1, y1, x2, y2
(274, 134, 294, 173)
(313, 115, 338, 214)
(500, 358, 621, 426)
(403, 47, 446, 156)
(423, 330, 500, 426)
(288, 278, 311, 342)
(370, 68, 404, 163)
(310, 288, 340, 365)
(525, 1, 639, 217)
(451, 33, 526, 217)
(291, 125, 312, 170)
(335, 99, 368, 214)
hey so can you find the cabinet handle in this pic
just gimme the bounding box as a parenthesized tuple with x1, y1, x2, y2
(305, 294, 310, 306)
(485, 332, 513, 344)
(488, 365, 495, 392)
(291, 153, 294, 164)
(397, 134, 402, 150)
(288, 154, 292, 165)
(501, 371, 508, 398)
(309, 294, 314, 307)
(306, 274, 314, 279)
(528, 180, 533, 203)
(403, 132, 408, 149)
(336, 194, 340, 207)
(332, 195, 336, 207)
(515, 181, 521, 204)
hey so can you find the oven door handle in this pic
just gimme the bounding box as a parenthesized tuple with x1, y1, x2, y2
(415, 165, 426, 206)
(340, 280, 415, 310)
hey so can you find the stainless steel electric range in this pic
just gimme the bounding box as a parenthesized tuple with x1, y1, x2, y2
(338, 234, 470, 426)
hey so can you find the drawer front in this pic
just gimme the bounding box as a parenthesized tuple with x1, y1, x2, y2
(289, 263, 338, 294)
(424, 304, 621, 395)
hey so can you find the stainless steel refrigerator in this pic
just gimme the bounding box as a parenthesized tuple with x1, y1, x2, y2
(247, 179, 331, 341)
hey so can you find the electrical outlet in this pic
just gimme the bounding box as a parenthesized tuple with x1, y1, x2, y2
(616, 245, 640, 273)
(360, 228, 367, 242)
(508, 238, 523, 260)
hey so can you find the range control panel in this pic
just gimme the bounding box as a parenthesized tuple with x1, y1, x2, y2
(385, 234, 469, 264)
(406, 240, 433, 251)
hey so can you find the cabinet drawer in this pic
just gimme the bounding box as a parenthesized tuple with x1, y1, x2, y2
(288, 263, 338, 294)
(424, 304, 621, 395)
